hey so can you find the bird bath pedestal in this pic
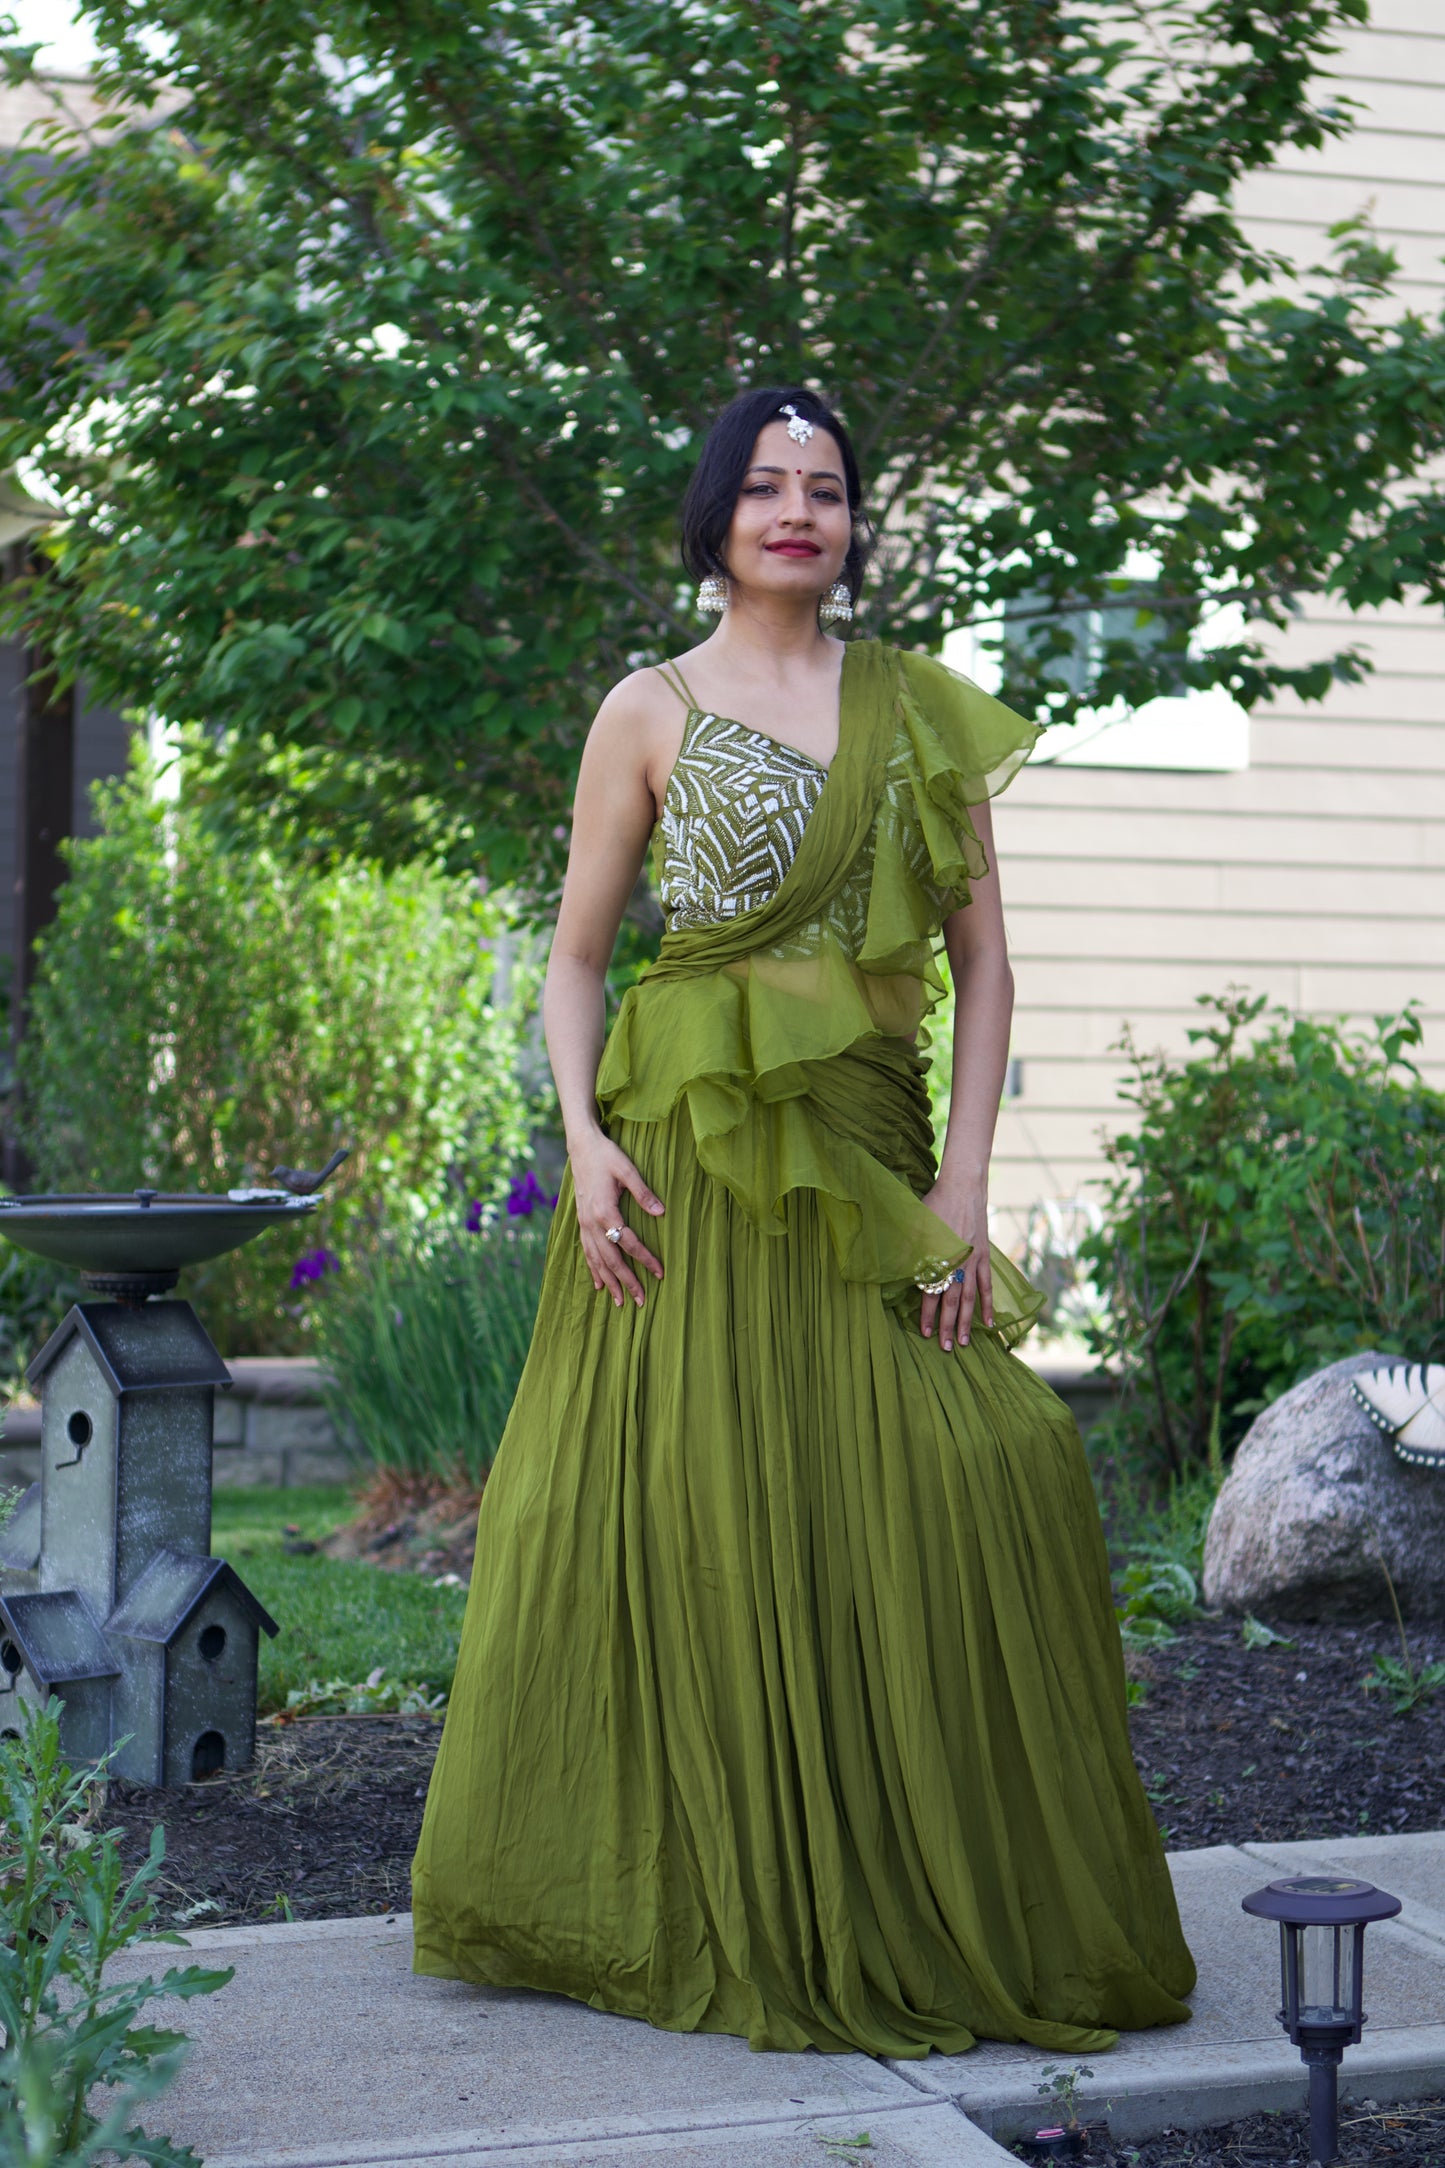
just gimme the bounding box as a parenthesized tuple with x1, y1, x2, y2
(0, 1190, 318, 1784)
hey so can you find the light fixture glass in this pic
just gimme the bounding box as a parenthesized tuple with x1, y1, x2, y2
(1243, 1874, 1401, 2165)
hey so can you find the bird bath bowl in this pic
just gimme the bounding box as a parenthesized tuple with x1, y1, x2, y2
(0, 1190, 318, 1301)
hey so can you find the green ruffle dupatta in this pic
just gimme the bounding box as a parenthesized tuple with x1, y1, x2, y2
(599, 639, 1043, 1328)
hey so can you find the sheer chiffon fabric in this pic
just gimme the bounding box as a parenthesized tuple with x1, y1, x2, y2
(410, 641, 1196, 2054)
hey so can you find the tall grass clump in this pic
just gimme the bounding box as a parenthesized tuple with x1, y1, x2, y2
(310, 1189, 552, 1495)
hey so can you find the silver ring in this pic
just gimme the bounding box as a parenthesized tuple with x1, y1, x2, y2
(604, 1226, 624, 1245)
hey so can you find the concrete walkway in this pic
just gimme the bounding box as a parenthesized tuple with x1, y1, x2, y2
(124, 1834, 1445, 2168)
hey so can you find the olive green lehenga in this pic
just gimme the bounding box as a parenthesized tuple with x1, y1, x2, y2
(411, 639, 1196, 2058)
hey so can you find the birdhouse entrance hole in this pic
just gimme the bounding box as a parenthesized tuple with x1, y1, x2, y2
(198, 1624, 227, 1662)
(191, 1729, 226, 1781)
(0, 1641, 19, 1682)
(56, 1407, 94, 1466)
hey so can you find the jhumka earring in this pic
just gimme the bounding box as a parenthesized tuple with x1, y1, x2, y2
(697, 574, 728, 615)
(819, 580, 854, 625)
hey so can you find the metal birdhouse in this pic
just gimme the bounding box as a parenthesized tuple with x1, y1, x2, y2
(0, 1183, 329, 1784)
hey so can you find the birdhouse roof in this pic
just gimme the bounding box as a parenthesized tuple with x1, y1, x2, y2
(106, 1547, 279, 1645)
(30, 1302, 231, 1397)
(0, 1589, 119, 1686)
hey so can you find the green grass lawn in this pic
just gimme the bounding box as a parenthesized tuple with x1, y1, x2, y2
(212, 1487, 469, 1714)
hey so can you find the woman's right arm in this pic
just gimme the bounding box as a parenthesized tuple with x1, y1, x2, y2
(543, 679, 670, 1310)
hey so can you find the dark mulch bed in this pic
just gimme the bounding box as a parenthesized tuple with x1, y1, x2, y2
(103, 1615, 1445, 1933)
(1125, 1615, 1445, 1849)
(106, 1713, 442, 1929)
(1015, 2096, 1445, 2165)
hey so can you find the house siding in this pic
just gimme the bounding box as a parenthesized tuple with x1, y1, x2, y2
(990, 2, 1445, 1242)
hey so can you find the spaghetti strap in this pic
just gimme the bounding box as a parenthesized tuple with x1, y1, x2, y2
(656, 660, 701, 713)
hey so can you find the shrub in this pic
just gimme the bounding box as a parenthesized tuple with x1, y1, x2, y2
(16, 758, 553, 1354)
(1084, 991, 1445, 1488)
(0, 1699, 231, 2166)
(308, 1188, 553, 1492)
(0, 1244, 76, 1405)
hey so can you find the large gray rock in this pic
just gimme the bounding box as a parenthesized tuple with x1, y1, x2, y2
(1203, 1350, 1445, 1621)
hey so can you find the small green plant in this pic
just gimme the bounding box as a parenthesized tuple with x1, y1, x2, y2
(274, 1667, 447, 1720)
(0, 1699, 232, 2165)
(313, 1211, 550, 1491)
(169, 1899, 222, 1928)
(1242, 1615, 1296, 1651)
(1105, 1465, 1216, 1658)
(1037, 2064, 1096, 2133)
(815, 2134, 872, 2165)
(1115, 1559, 1204, 1649)
(1362, 1544, 1445, 1716)
(1364, 1654, 1445, 1716)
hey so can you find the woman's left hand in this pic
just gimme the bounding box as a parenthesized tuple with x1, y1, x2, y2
(918, 1180, 993, 1352)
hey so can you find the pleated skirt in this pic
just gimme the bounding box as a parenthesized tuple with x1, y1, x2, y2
(410, 1103, 1196, 2057)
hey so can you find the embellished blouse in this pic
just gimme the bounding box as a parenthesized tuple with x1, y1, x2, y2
(652, 664, 951, 959)
(657, 711, 826, 930)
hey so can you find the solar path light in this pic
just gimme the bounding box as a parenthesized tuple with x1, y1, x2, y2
(1241, 1874, 1402, 2166)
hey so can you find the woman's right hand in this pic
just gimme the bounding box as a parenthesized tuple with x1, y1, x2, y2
(570, 1130, 665, 1308)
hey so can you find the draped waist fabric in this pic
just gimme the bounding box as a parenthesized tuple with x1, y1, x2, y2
(596, 638, 1044, 1337)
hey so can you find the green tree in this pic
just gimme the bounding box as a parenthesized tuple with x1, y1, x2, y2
(2, 0, 1444, 888)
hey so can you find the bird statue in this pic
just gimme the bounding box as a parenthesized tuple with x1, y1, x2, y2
(269, 1146, 352, 1197)
(1350, 1362, 1445, 1471)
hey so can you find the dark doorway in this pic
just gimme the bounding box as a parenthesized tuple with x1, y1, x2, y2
(191, 1728, 226, 1781)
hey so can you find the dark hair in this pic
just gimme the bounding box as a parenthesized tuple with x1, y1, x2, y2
(679, 384, 872, 603)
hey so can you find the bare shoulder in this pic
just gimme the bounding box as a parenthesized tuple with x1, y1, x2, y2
(597, 663, 687, 727)
(589, 665, 683, 753)
(582, 668, 690, 815)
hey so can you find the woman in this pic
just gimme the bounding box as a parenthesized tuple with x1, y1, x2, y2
(412, 385, 1196, 2059)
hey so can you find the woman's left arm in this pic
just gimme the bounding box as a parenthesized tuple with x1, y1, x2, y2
(920, 797, 1013, 1353)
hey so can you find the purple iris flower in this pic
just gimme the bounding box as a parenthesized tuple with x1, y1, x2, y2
(289, 1247, 341, 1290)
(465, 1197, 485, 1233)
(504, 1170, 558, 1218)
